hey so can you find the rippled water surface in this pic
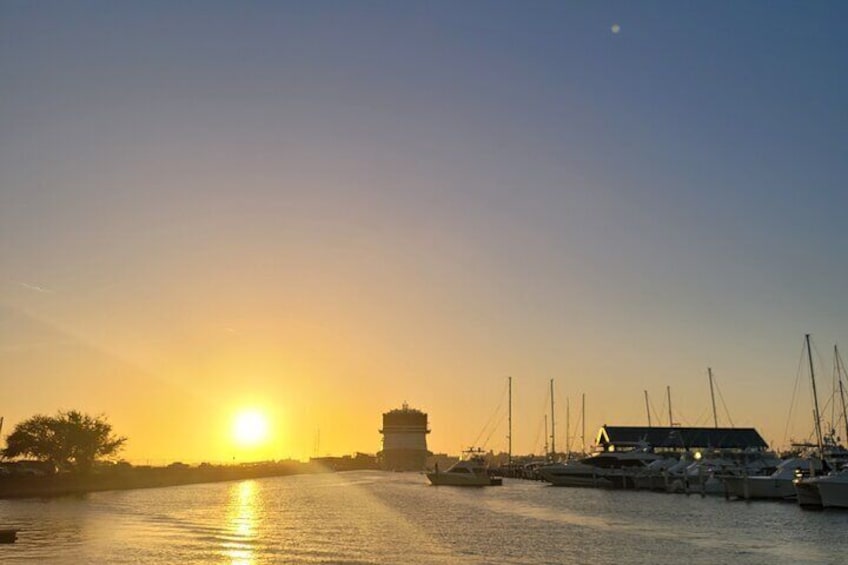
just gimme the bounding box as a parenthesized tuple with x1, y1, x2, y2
(2, 471, 848, 563)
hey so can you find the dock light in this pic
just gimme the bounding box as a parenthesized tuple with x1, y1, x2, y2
(608, 445, 615, 452)
(694, 451, 702, 461)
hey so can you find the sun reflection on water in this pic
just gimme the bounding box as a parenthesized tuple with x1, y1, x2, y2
(223, 480, 260, 565)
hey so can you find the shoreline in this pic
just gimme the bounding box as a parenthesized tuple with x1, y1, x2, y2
(0, 461, 324, 500)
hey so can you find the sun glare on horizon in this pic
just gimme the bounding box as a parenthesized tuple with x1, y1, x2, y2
(233, 410, 271, 447)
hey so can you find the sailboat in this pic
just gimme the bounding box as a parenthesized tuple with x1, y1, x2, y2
(794, 341, 848, 507)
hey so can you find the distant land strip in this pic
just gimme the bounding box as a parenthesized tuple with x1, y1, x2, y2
(0, 461, 322, 499)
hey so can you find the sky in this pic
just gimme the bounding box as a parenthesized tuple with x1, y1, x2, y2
(2, 1, 848, 463)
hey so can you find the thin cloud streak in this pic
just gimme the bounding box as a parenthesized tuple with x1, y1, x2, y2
(18, 281, 56, 294)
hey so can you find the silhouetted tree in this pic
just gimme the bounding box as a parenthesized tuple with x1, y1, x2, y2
(1, 411, 126, 472)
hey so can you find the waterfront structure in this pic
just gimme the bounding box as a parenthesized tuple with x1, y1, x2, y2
(378, 403, 431, 471)
(595, 426, 769, 453)
(539, 425, 772, 490)
(310, 453, 379, 471)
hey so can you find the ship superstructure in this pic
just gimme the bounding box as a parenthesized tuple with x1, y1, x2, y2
(379, 403, 431, 471)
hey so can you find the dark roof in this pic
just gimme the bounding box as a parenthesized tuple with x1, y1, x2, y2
(596, 426, 768, 450)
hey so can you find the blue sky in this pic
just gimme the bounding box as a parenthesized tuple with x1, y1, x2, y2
(2, 1, 847, 460)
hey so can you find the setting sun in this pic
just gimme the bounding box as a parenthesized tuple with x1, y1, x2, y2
(233, 410, 270, 447)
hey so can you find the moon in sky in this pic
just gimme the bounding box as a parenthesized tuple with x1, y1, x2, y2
(611, 24, 621, 34)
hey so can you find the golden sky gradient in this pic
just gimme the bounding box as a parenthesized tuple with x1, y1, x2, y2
(3, 3, 847, 463)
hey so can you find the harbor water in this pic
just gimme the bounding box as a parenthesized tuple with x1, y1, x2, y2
(2, 470, 848, 564)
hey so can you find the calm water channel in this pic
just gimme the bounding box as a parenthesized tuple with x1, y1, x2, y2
(1, 470, 847, 564)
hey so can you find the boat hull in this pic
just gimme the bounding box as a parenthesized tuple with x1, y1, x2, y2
(794, 479, 822, 508)
(817, 480, 848, 508)
(720, 476, 797, 500)
(632, 474, 669, 491)
(538, 465, 615, 488)
(426, 472, 501, 487)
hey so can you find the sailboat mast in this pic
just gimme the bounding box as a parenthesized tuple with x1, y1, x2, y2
(566, 397, 571, 456)
(708, 368, 718, 429)
(831, 348, 838, 438)
(581, 392, 586, 454)
(644, 390, 652, 427)
(550, 379, 556, 457)
(806, 334, 824, 454)
(544, 414, 549, 459)
(667, 386, 674, 427)
(508, 376, 512, 465)
(836, 346, 848, 444)
(840, 379, 848, 445)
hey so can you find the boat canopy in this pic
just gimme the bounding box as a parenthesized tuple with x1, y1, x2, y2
(596, 426, 768, 451)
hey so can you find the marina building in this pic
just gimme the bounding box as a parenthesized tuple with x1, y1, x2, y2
(595, 425, 769, 453)
(379, 403, 431, 471)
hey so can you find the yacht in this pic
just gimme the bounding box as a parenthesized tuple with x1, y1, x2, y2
(789, 442, 848, 507)
(721, 457, 820, 500)
(812, 469, 848, 508)
(795, 467, 848, 508)
(632, 457, 680, 491)
(426, 451, 502, 487)
(676, 453, 741, 495)
(538, 443, 661, 488)
(794, 474, 824, 507)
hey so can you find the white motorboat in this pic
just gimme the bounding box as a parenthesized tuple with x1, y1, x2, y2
(814, 469, 848, 508)
(427, 451, 502, 487)
(676, 455, 739, 495)
(631, 457, 679, 491)
(794, 475, 823, 507)
(634, 448, 779, 495)
(789, 336, 848, 506)
(721, 457, 820, 500)
(795, 468, 848, 508)
(792, 440, 848, 507)
(659, 453, 700, 493)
